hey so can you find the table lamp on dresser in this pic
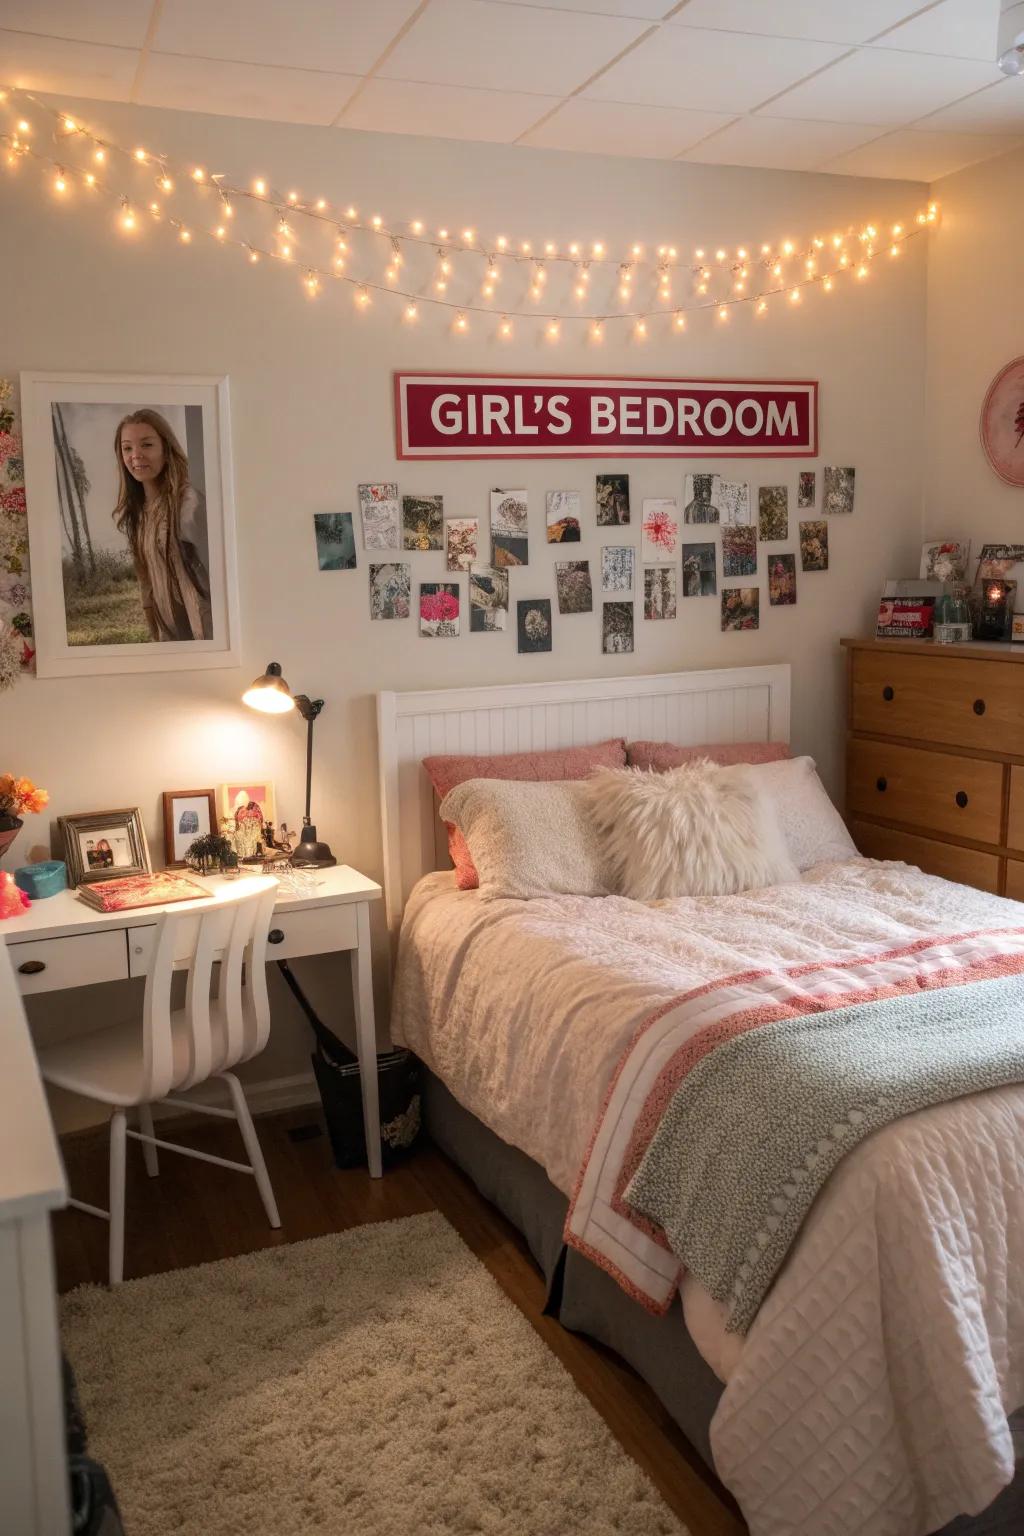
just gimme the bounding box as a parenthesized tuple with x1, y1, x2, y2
(242, 661, 336, 867)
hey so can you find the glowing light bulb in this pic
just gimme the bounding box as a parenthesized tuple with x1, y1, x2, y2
(63, 117, 76, 131)
(94, 148, 106, 163)
(160, 176, 173, 192)
(782, 240, 794, 256)
(697, 283, 708, 296)
(463, 228, 475, 242)
(673, 312, 686, 331)
(254, 178, 266, 195)
(119, 202, 136, 232)
(500, 316, 513, 337)
(839, 252, 849, 267)
(333, 254, 345, 269)
(435, 279, 447, 293)
(632, 243, 643, 257)
(593, 241, 604, 257)
(737, 247, 747, 260)
(890, 243, 900, 257)
(191, 167, 205, 182)
(867, 224, 877, 238)
(635, 318, 647, 338)
(805, 258, 815, 272)
(892, 223, 902, 236)
(695, 248, 704, 259)
(439, 257, 451, 275)
(288, 191, 299, 204)
(715, 248, 726, 261)
(356, 287, 370, 308)
(315, 197, 326, 211)
(590, 320, 603, 342)
(734, 279, 745, 293)
(717, 305, 729, 321)
(346, 205, 358, 220)
(575, 284, 586, 299)
(84, 172, 95, 187)
(404, 302, 418, 321)
(133, 147, 146, 162)
(17, 119, 29, 133)
(280, 243, 291, 259)
(148, 201, 160, 215)
(222, 202, 234, 218)
(482, 282, 494, 298)
(496, 234, 508, 249)
(179, 227, 192, 243)
(53, 171, 67, 194)
(772, 263, 782, 277)
(760, 244, 770, 255)
(385, 266, 398, 283)
(454, 313, 468, 332)
(248, 248, 259, 262)
(521, 240, 531, 254)
(789, 288, 800, 303)
(546, 320, 560, 340)
(304, 273, 320, 298)
(756, 299, 768, 314)
(545, 241, 556, 255)
(371, 213, 382, 228)
(411, 220, 424, 234)
(832, 234, 843, 248)
(619, 284, 631, 300)
(823, 276, 833, 292)
(856, 264, 868, 279)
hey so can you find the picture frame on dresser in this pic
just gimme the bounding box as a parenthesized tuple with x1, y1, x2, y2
(20, 372, 240, 678)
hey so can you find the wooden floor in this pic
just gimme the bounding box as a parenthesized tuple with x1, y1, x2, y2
(55, 1102, 746, 1536)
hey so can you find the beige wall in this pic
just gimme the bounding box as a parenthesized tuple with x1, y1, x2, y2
(1, 99, 928, 1128)
(924, 143, 1024, 548)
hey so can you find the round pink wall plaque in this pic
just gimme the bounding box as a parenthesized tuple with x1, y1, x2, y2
(980, 355, 1024, 488)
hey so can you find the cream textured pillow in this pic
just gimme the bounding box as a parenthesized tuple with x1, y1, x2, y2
(438, 778, 610, 901)
(749, 756, 858, 871)
(580, 760, 799, 900)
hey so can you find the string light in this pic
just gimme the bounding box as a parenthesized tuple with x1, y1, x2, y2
(53, 168, 67, 194)
(179, 227, 192, 243)
(590, 320, 603, 342)
(454, 312, 468, 332)
(499, 315, 513, 338)
(118, 198, 136, 232)
(673, 311, 686, 331)
(404, 300, 418, 321)
(546, 319, 560, 341)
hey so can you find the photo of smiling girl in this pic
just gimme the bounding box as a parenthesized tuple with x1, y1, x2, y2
(114, 409, 212, 641)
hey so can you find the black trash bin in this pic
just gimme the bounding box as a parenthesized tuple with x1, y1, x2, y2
(312, 1034, 421, 1169)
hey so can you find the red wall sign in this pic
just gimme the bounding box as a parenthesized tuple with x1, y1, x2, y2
(394, 373, 818, 460)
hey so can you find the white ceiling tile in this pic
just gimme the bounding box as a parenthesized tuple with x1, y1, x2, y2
(872, 0, 1001, 61)
(376, 0, 647, 94)
(759, 47, 1005, 124)
(584, 27, 846, 112)
(822, 126, 1022, 179)
(520, 98, 736, 157)
(915, 76, 1024, 132)
(0, 29, 138, 99)
(154, 0, 422, 76)
(498, 0, 672, 16)
(664, 1, 922, 45)
(0, 1, 152, 48)
(377, 0, 649, 95)
(138, 53, 358, 126)
(341, 77, 560, 143)
(680, 115, 888, 170)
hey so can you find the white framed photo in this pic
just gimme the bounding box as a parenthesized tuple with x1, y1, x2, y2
(21, 371, 240, 676)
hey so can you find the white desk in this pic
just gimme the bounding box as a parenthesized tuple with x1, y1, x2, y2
(3, 864, 385, 1178)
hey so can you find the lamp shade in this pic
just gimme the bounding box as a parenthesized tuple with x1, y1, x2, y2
(242, 661, 294, 715)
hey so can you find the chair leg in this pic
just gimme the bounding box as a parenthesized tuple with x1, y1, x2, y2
(138, 1104, 159, 1177)
(109, 1110, 127, 1286)
(221, 1072, 280, 1229)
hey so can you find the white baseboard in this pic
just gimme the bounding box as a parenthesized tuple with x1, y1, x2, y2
(152, 1071, 321, 1123)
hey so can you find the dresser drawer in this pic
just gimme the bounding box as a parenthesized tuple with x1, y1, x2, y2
(1007, 766, 1024, 853)
(847, 739, 1004, 843)
(851, 650, 1024, 754)
(126, 902, 358, 975)
(1005, 859, 1024, 902)
(849, 821, 1001, 893)
(10, 930, 128, 995)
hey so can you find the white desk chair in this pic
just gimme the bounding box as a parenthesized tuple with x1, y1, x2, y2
(38, 878, 281, 1285)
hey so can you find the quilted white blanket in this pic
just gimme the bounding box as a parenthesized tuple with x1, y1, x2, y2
(390, 860, 1024, 1536)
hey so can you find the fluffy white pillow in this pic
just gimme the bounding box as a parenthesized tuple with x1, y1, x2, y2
(580, 760, 798, 901)
(749, 756, 857, 871)
(438, 778, 610, 901)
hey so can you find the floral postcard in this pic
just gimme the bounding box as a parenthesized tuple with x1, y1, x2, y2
(596, 473, 630, 526)
(641, 498, 679, 564)
(402, 494, 443, 551)
(517, 598, 552, 654)
(822, 466, 855, 515)
(369, 562, 411, 619)
(546, 490, 581, 543)
(644, 566, 677, 620)
(768, 553, 797, 605)
(419, 581, 460, 637)
(722, 524, 757, 578)
(758, 486, 788, 542)
(0, 377, 33, 670)
(797, 470, 816, 509)
(491, 488, 528, 538)
(358, 482, 400, 549)
(469, 567, 508, 632)
(683, 472, 720, 525)
(602, 600, 634, 654)
(799, 520, 829, 571)
(555, 559, 593, 615)
(446, 517, 479, 572)
(721, 587, 759, 631)
(601, 545, 634, 592)
(682, 542, 716, 597)
(718, 479, 751, 526)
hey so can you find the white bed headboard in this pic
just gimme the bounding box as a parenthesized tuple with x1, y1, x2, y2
(377, 664, 790, 934)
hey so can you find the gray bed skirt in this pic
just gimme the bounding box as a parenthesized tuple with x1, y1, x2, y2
(423, 1069, 1024, 1536)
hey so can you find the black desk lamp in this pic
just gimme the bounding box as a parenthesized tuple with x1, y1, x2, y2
(242, 662, 336, 867)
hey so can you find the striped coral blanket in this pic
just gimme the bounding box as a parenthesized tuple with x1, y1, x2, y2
(565, 924, 1024, 1329)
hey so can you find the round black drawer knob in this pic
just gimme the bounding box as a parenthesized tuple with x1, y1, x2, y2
(876, 776, 887, 792)
(17, 959, 46, 975)
(955, 791, 969, 809)
(973, 699, 986, 716)
(268, 928, 285, 945)
(882, 686, 895, 701)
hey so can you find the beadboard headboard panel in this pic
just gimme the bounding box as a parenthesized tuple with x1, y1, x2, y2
(377, 664, 790, 935)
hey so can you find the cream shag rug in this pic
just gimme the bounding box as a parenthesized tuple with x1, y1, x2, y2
(61, 1212, 689, 1536)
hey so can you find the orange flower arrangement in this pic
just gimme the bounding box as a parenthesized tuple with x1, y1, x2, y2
(0, 773, 48, 817)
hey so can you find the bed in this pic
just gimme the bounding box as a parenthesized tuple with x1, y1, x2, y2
(377, 666, 1024, 1536)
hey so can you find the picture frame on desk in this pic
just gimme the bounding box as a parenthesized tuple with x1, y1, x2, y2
(162, 788, 217, 867)
(58, 807, 151, 886)
(20, 371, 240, 678)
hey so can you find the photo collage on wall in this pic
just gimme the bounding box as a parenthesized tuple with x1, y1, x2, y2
(314, 463, 855, 650)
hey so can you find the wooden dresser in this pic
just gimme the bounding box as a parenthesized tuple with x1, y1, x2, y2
(841, 637, 1024, 896)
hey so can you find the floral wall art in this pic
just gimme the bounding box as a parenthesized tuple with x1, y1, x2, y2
(0, 377, 34, 685)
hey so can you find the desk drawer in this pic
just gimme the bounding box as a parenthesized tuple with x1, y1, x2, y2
(847, 739, 1003, 843)
(851, 650, 1024, 754)
(10, 930, 128, 995)
(126, 903, 359, 976)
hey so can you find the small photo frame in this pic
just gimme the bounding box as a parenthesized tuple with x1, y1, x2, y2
(162, 788, 217, 867)
(218, 781, 276, 827)
(59, 807, 151, 886)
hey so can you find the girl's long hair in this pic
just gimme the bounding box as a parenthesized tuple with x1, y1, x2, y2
(112, 409, 190, 550)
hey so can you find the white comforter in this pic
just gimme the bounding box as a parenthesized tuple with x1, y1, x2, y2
(390, 860, 1024, 1536)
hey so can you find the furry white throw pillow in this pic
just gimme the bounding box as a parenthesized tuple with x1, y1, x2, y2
(581, 760, 799, 900)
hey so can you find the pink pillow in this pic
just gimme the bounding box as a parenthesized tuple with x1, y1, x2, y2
(423, 739, 627, 889)
(626, 740, 790, 773)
